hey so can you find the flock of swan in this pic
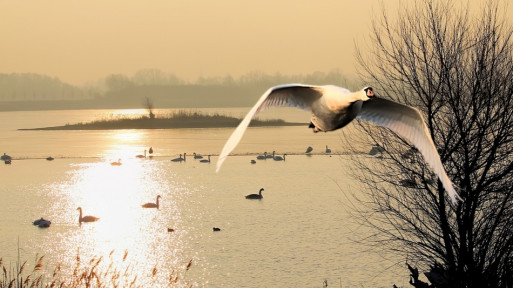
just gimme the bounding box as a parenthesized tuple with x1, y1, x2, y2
(25, 83, 462, 233)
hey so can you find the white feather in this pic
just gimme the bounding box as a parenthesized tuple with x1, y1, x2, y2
(216, 84, 461, 204)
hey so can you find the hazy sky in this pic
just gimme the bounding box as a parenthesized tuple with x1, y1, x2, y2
(0, 1, 494, 85)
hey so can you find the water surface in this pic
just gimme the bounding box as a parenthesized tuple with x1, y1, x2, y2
(0, 109, 407, 287)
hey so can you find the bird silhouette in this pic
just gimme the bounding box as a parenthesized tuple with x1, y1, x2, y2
(216, 84, 460, 203)
(200, 155, 211, 163)
(142, 195, 161, 209)
(77, 207, 99, 223)
(245, 188, 264, 199)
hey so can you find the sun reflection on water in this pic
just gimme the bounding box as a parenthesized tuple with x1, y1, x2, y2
(40, 153, 197, 286)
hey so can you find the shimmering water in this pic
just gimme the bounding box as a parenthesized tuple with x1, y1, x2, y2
(0, 109, 407, 287)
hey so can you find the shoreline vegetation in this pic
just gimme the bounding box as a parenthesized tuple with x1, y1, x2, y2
(19, 110, 307, 131)
(0, 250, 193, 288)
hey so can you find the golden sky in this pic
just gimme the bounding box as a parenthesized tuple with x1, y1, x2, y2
(0, 0, 497, 85)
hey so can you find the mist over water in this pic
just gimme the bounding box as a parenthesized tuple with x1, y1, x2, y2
(0, 109, 407, 287)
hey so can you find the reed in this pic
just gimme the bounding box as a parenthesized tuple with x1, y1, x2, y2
(0, 250, 193, 288)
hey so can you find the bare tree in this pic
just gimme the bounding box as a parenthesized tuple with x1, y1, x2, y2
(348, 1, 513, 287)
(145, 97, 155, 119)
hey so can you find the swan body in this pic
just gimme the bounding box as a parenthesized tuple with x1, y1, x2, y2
(142, 195, 161, 208)
(305, 146, 313, 153)
(216, 84, 460, 204)
(245, 188, 264, 199)
(136, 150, 147, 158)
(46, 156, 54, 161)
(77, 207, 99, 223)
(111, 159, 122, 166)
(200, 155, 211, 163)
(213, 227, 221, 231)
(273, 154, 286, 161)
(256, 152, 267, 160)
(325, 145, 331, 153)
(171, 153, 186, 162)
(193, 153, 204, 159)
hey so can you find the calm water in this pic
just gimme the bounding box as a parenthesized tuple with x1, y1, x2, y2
(0, 109, 407, 287)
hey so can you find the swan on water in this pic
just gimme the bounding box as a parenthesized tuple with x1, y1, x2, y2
(193, 153, 204, 159)
(245, 188, 264, 199)
(142, 195, 162, 208)
(325, 145, 331, 153)
(111, 159, 122, 166)
(256, 152, 267, 160)
(77, 207, 99, 223)
(171, 153, 186, 162)
(213, 227, 221, 231)
(136, 150, 147, 158)
(216, 84, 461, 204)
(46, 156, 54, 161)
(273, 154, 286, 161)
(200, 155, 211, 163)
(305, 146, 313, 153)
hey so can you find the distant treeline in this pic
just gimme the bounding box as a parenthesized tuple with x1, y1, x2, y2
(0, 70, 359, 111)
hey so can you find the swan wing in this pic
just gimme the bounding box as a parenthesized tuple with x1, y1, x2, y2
(216, 84, 323, 172)
(357, 97, 460, 204)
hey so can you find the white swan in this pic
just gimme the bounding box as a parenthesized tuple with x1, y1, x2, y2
(142, 195, 161, 208)
(171, 153, 186, 162)
(136, 150, 147, 158)
(110, 158, 122, 166)
(245, 188, 264, 199)
(77, 207, 99, 223)
(216, 84, 460, 204)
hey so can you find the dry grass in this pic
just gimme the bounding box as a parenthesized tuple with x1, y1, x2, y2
(0, 250, 193, 288)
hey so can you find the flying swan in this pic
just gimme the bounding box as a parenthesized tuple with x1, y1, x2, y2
(215, 84, 461, 204)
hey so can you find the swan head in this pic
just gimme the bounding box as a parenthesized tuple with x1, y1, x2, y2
(363, 86, 375, 99)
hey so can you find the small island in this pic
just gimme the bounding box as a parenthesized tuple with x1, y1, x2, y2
(19, 110, 307, 130)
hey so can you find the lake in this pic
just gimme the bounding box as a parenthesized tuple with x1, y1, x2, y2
(0, 108, 408, 287)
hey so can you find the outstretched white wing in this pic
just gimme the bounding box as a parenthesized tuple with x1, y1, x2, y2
(358, 97, 461, 204)
(216, 84, 322, 172)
